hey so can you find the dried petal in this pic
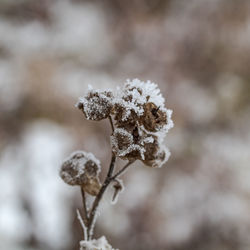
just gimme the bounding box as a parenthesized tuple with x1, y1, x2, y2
(83, 177, 101, 196)
(111, 127, 145, 161)
(140, 102, 167, 132)
(143, 145, 170, 168)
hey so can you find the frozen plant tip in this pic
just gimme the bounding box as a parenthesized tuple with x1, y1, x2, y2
(60, 79, 173, 249)
(80, 236, 117, 250)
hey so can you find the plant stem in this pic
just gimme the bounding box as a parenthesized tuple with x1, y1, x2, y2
(81, 116, 134, 240)
(108, 115, 114, 133)
(87, 153, 116, 239)
(81, 187, 89, 223)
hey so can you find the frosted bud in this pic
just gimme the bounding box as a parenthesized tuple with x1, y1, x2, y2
(77, 89, 113, 121)
(111, 179, 124, 204)
(60, 151, 101, 196)
(80, 236, 117, 250)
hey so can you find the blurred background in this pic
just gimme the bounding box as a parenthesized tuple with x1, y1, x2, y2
(0, 0, 250, 249)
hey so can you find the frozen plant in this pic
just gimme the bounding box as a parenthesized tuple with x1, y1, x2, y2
(60, 79, 174, 249)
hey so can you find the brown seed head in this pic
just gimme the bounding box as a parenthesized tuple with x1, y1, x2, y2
(60, 151, 101, 196)
(77, 90, 113, 121)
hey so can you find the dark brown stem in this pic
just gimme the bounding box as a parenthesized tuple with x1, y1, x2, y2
(81, 187, 89, 224)
(108, 115, 114, 133)
(87, 153, 116, 239)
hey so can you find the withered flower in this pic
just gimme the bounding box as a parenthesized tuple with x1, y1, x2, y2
(77, 88, 113, 121)
(59, 78, 174, 246)
(111, 79, 173, 167)
(60, 151, 101, 196)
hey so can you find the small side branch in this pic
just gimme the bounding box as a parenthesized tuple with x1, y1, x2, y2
(111, 160, 135, 181)
(108, 115, 115, 133)
(76, 209, 88, 241)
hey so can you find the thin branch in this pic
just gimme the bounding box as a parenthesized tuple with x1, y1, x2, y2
(87, 153, 116, 239)
(107, 153, 116, 178)
(111, 160, 135, 181)
(76, 209, 88, 241)
(81, 187, 89, 223)
(108, 115, 115, 133)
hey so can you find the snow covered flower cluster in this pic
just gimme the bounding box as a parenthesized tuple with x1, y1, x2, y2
(60, 79, 173, 249)
(77, 79, 173, 168)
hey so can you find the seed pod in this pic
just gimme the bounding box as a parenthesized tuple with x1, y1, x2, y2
(60, 151, 101, 196)
(77, 90, 113, 121)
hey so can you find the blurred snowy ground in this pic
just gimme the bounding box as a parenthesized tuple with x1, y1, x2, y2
(0, 0, 250, 249)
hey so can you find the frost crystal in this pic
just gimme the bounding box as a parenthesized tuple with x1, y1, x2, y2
(80, 236, 118, 250)
(60, 151, 101, 196)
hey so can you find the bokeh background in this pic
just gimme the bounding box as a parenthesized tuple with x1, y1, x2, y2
(0, 0, 250, 249)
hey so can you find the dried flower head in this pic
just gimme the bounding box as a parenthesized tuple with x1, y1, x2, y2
(77, 87, 113, 121)
(60, 78, 174, 247)
(110, 79, 173, 167)
(60, 151, 101, 196)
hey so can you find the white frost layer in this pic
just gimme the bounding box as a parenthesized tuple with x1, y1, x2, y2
(124, 78, 166, 108)
(80, 236, 118, 250)
(113, 79, 158, 120)
(113, 79, 174, 132)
